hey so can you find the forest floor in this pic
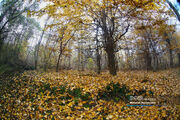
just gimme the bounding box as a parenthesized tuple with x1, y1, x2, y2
(0, 68, 180, 119)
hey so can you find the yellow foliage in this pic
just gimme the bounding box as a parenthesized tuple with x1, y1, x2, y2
(0, 69, 180, 119)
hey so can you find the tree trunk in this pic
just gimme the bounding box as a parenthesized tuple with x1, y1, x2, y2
(152, 54, 159, 71)
(56, 40, 63, 72)
(106, 45, 117, 75)
(103, 33, 117, 75)
(169, 49, 173, 67)
(96, 50, 101, 74)
(81, 54, 84, 71)
(68, 56, 71, 69)
(95, 25, 101, 74)
(101, 12, 117, 75)
(78, 41, 80, 71)
(156, 56, 159, 70)
(146, 53, 152, 70)
(56, 51, 62, 72)
(0, 34, 4, 53)
(166, 37, 173, 68)
(178, 53, 180, 67)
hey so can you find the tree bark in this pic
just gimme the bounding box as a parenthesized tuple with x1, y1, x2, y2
(107, 48, 117, 75)
(169, 49, 173, 67)
(104, 36, 117, 75)
(56, 51, 62, 72)
(166, 38, 173, 68)
(56, 40, 63, 72)
(146, 52, 152, 70)
(78, 41, 80, 71)
(178, 53, 180, 67)
(68, 56, 71, 69)
(105, 36, 117, 75)
(96, 51, 101, 74)
(95, 25, 101, 74)
(101, 9, 117, 75)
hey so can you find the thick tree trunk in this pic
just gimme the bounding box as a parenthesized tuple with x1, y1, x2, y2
(100, 8, 130, 75)
(103, 33, 117, 75)
(106, 46, 117, 75)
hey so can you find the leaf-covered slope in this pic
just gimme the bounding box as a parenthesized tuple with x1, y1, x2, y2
(0, 69, 180, 119)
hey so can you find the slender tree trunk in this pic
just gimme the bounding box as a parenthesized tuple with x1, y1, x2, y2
(78, 42, 80, 71)
(68, 56, 71, 69)
(96, 51, 101, 74)
(81, 42, 85, 71)
(81, 58, 84, 71)
(169, 49, 173, 67)
(56, 41, 63, 72)
(95, 26, 101, 74)
(156, 56, 159, 70)
(56, 52, 62, 72)
(0, 35, 3, 52)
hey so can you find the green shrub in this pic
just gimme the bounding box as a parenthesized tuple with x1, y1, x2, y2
(98, 82, 131, 102)
(81, 92, 91, 101)
(38, 83, 51, 93)
(50, 86, 58, 95)
(0, 64, 14, 75)
(58, 85, 66, 94)
(68, 88, 82, 98)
